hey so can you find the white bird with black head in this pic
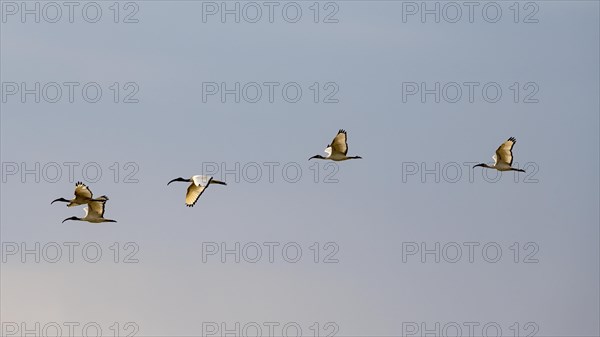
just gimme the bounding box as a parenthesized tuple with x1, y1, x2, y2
(167, 175, 227, 207)
(51, 182, 108, 207)
(309, 129, 363, 161)
(62, 199, 117, 223)
(473, 137, 526, 172)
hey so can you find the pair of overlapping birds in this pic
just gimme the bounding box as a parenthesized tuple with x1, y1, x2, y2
(51, 130, 524, 223)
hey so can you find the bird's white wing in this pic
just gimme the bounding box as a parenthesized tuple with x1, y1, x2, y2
(192, 175, 211, 187)
(495, 137, 516, 166)
(330, 129, 348, 155)
(87, 200, 106, 219)
(492, 154, 498, 165)
(186, 183, 208, 207)
(324, 146, 333, 157)
(74, 182, 93, 199)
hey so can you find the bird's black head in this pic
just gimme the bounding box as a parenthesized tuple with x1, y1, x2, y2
(61, 216, 79, 223)
(167, 177, 188, 186)
(51, 197, 69, 205)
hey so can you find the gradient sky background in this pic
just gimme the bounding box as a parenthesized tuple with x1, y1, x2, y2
(1, 1, 599, 336)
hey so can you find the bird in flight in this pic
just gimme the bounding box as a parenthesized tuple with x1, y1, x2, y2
(62, 198, 117, 223)
(51, 182, 108, 207)
(167, 175, 227, 207)
(473, 137, 526, 172)
(309, 129, 363, 161)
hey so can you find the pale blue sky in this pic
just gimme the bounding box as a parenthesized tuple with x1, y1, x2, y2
(1, 1, 599, 336)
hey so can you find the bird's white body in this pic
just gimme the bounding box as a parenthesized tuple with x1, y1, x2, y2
(81, 206, 106, 223)
(168, 175, 226, 207)
(192, 175, 211, 187)
(63, 199, 116, 223)
(491, 155, 512, 171)
(326, 148, 348, 161)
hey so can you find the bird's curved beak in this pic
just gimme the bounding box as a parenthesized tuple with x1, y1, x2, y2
(473, 163, 485, 168)
(51, 198, 66, 204)
(167, 177, 185, 186)
(309, 155, 320, 160)
(211, 180, 227, 186)
(61, 216, 77, 223)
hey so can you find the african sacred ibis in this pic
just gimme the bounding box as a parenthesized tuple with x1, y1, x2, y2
(51, 182, 108, 207)
(167, 175, 227, 207)
(473, 137, 526, 172)
(62, 199, 117, 223)
(309, 129, 363, 161)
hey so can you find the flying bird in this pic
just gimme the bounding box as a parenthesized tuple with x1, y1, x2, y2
(473, 137, 526, 172)
(51, 182, 108, 207)
(62, 199, 117, 223)
(309, 129, 363, 161)
(167, 175, 227, 207)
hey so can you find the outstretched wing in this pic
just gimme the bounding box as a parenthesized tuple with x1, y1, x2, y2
(330, 129, 348, 155)
(185, 183, 209, 207)
(495, 137, 516, 166)
(74, 182, 93, 199)
(86, 200, 106, 219)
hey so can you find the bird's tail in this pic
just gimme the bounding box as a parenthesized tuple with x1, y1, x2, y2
(95, 195, 109, 201)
